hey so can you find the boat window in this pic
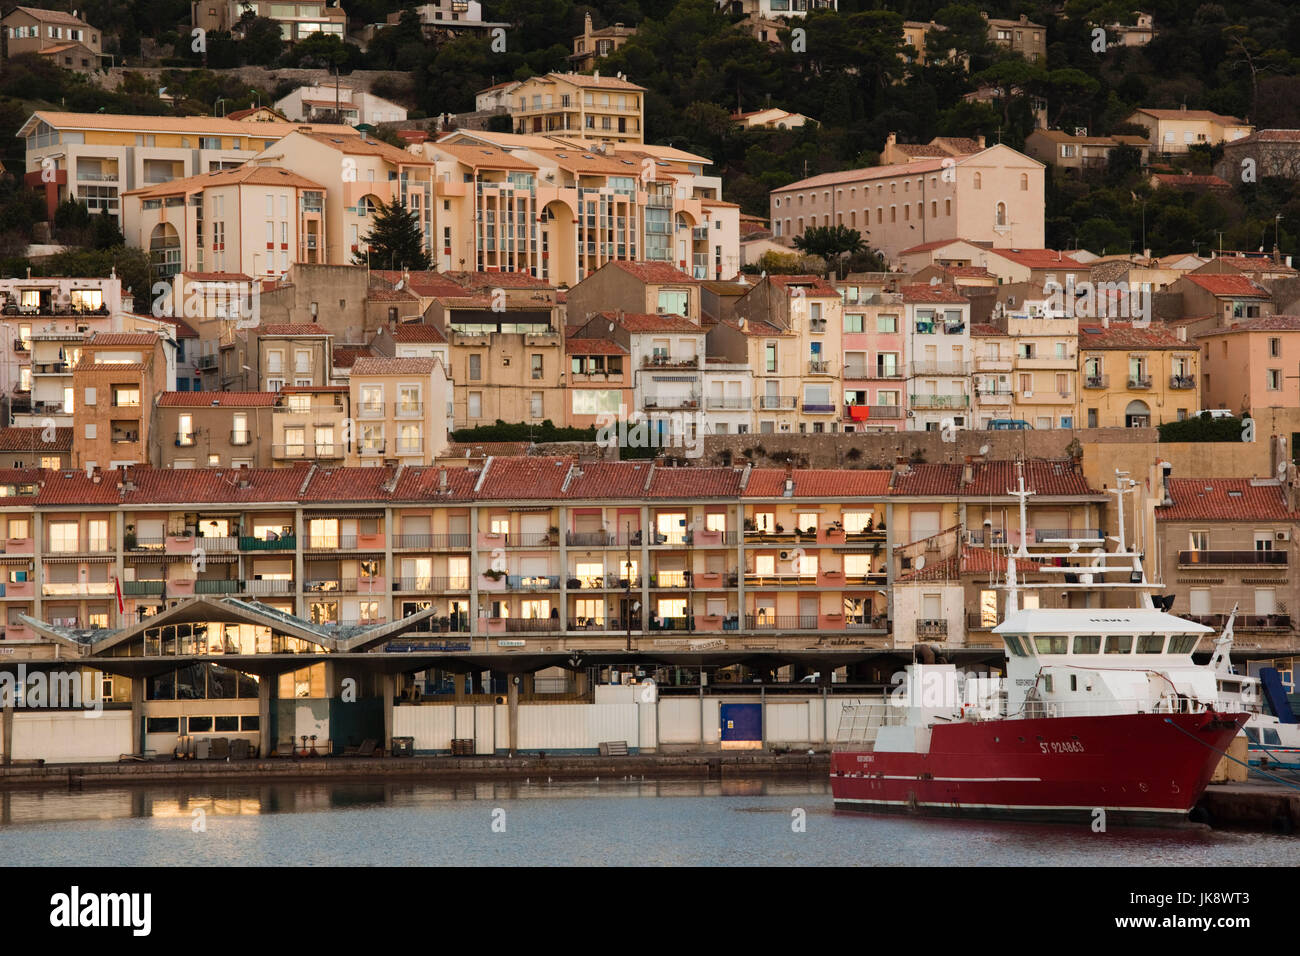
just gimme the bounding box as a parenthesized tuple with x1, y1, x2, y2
(1219, 680, 1240, 694)
(1168, 634, 1199, 654)
(1034, 635, 1068, 655)
(1137, 635, 1166, 654)
(1004, 635, 1028, 656)
(1072, 635, 1101, 654)
(1263, 729, 1282, 746)
(1243, 727, 1260, 743)
(1104, 635, 1133, 654)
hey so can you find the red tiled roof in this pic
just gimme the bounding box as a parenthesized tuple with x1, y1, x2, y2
(371, 270, 470, 298)
(899, 238, 969, 255)
(1134, 108, 1246, 125)
(351, 357, 436, 375)
(743, 468, 891, 498)
(331, 347, 374, 368)
(988, 248, 1087, 270)
(901, 283, 968, 304)
(765, 275, 841, 297)
(645, 467, 744, 498)
(970, 323, 1003, 336)
(563, 461, 653, 498)
(565, 337, 628, 355)
(888, 460, 1094, 497)
(389, 466, 480, 500)
(119, 467, 308, 505)
(608, 261, 697, 284)
(898, 545, 1045, 582)
(1182, 274, 1269, 297)
(1156, 478, 1298, 521)
(158, 391, 278, 407)
(1077, 321, 1189, 349)
(1195, 315, 1300, 337)
(442, 270, 555, 291)
(390, 324, 447, 343)
(0, 426, 71, 452)
(603, 311, 700, 333)
(89, 332, 159, 346)
(476, 456, 574, 499)
(261, 324, 329, 336)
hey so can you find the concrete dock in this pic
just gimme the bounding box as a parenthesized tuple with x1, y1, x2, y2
(1197, 778, 1300, 833)
(0, 751, 830, 790)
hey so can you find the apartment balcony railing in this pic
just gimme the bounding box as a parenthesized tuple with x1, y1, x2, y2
(1177, 550, 1287, 566)
(175, 433, 195, 447)
(1185, 613, 1292, 630)
(395, 403, 424, 418)
(395, 440, 424, 455)
(240, 535, 296, 551)
(916, 619, 948, 637)
(846, 615, 890, 631)
(230, 431, 251, 446)
(744, 614, 819, 630)
(1034, 528, 1103, 542)
(500, 618, 562, 633)
(807, 360, 831, 374)
(706, 397, 751, 410)
(759, 396, 797, 410)
(357, 401, 385, 418)
(844, 404, 902, 421)
(909, 361, 970, 376)
(194, 579, 242, 594)
(245, 579, 294, 595)
(909, 394, 969, 409)
(394, 533, 471, 549)
(194, 354, 217, 370)
(1083, 374, 1109, 389)
(641, 356, 699, 369)
(871, 367, 905, 380)
(643, 394, 700, 410)
(1170, 375, 1196, 390)
(122, 580, 164, 596)
(191, 535, 239, 552)
(506, 574, 561, 591)
(11, 339, 27, 352)
(396, 577, 471, 592)
(966, 611, 997, 631)
(32, 361, 70, 375)
(1128, 376, 1152, 389)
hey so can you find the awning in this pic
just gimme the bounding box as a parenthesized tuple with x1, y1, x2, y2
(42, 555, 117, 563)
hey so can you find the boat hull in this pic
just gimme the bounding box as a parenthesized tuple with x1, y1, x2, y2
(831, 711, 1247, 827)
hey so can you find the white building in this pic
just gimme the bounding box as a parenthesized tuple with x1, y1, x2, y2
(275, 86, 408, 126)
(902, 284, 971, 432)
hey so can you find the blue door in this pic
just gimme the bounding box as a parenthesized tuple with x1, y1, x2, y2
(720, 703, 762, 748)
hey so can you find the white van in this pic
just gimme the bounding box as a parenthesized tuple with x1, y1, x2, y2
(1194, 409, 1234, 419)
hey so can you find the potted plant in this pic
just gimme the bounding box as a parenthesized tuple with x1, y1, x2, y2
(483, 568, 506, 581)
(774, 522, 784, 534)
(124, 525, 137, 551)
(567, 577, 581, 590)
(744, 518, 757, 532)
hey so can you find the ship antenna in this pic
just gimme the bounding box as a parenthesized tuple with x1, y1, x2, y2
(1010, 465, 1031, 559)
(1006, 555, 1019, 613)
(1113, 469, 1129, 554)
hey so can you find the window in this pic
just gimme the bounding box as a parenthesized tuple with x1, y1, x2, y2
(877, 314, 897, 334)
(284, 427, 305, 457)
(468, 354, 481, 381)
(765, 342, 777, 373)
(49, 521, 78, 553)
(112, 385, 140, 407)
(531, 354, 543, 380)
(468, 392, 482, 418)
(844, 313, 863, 333)
(1267, 369, 1282, 390)
(232, 413, 248, 444)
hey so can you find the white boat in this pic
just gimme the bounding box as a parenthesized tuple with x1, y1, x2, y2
(1210, 612, 1300, 769)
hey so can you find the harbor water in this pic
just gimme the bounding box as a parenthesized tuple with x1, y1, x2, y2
(0, 776, 1294, 866)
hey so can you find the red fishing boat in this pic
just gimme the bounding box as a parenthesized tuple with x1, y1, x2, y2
(831, 470, 1247, 826)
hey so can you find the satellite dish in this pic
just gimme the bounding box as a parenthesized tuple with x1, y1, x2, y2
(979, 444, 990, 456)
(915, 555, 926, 570)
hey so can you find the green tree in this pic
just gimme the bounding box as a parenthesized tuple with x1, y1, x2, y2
(792, 225, 867, 275)
(353, 199, 431, 270)
(238, 15, 284, 66)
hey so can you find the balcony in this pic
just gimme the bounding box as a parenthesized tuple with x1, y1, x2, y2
(1083, 374, 1109, 389)
(706, 397, 751, 411)
(357, 401, 384, 418)
(194, 579, 242, 595)
(1034, 528, 1103, 543)
(395, 402, 424, 418)
(122, 580, 164, 596)
(1185, 613, 1291, 630)
(395, 440, 424, 456)
(12, 339, 28, 352)
(802, 402, 835, 414)
(641, 356, 699, 369)
(32, 361, 70, 375)
(394, 533, 471, 549)
(909, 394, 969, 409)
(175, 433, 196, 447)
(1177, 550, 1287, 567)
(977, 388, 1012, 404)
(910, 361, 969, 376)
(844, 404, 901, 422)
(1128, 376, 1152, 390)
(916, 619, 948, 638)
(396, 577, 471, 592)
(643, 394, 700, 410)
(758, 396, 797, 410)
(230, 431, 252, 446)
(807, 360, 831, 374)
(499, 618, 562, 633)
(506, 574, 561, 591)
(42, 582, 115, 597)
(1170, 375, 1196, 390)
(244, 579, 293, 596)
(744, 614, 819, 630)
(240, 535, 296, 551)
(976, 356, 1013, 372)
(194, 354, 217, 370)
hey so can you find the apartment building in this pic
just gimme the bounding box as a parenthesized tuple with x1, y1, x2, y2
(711, 275, 844, 434)
(1103, 12, 1155, 47)
(275, 85, 408, 126)
(256, 130, 435, 266)
(349, 357, 451, 465)
(570, 13, 636, 72)
(379, 0, 508, 38)
(71, 333, 171, 469)
(1155, 476, 1297, 645)
(1077, 321, 1200, 428)
(192, 0, 347, 41)
(155, 392, 275, 469)
(1024, 129, 1150, 172)
(902, 284, 971, 432)
(19, 111, 355, 223)
(565, 333, 632, 429)
(505, 72, 646, 144)
(270, 386, 350, 467)
(0, 426, 71, 469)
(1196, 316, 1300, 414)
(1125, 107, 1254, 155)
(1169, 273, 1273, 337)
(121, 165, 329, 282)
(841, 289, 906, 433)
(769, 144, 1045, 263)
(1, 7, 101, 69)
(257, 324, 333, 392)
(997, 310, 1078, 430)
(984, 13, 1046, 62)
(424, 129, 740, 284)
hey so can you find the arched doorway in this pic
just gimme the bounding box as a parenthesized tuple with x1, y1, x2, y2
(149, 222, 180, 281)
(1125, 400, 1150, 428)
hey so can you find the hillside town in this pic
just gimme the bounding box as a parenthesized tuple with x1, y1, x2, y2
(0, 2, 1295, 775)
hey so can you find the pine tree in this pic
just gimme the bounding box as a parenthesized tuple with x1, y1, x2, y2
(352, 199, 431, 270)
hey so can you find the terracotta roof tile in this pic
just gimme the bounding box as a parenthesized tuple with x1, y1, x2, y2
(0, 426, 71, 452)
(645, 467, 744, 498)
(898, 546, 1045, 582)
(390, 325, 447, 343)
(964, 461, 1095, 496)
(743, 469, 891, 498)
(563, 461, 653, 498)
(565, 337, 628, 355)
(603, 311, 700, 333)
(766, 275, 840, 297)
(89, 332, 160, 346)
(350, 357, 436, 375)
(608, 261, 698, 284)
(261, 324, 329, 336)
(988, 248, 1087, 270)
(331, 347, 374, 368)
(1182, 274, 1270, 297)
(901, 283, 968, 304)
(476, 456, 574, 499)
(1155, 478, 1298, 521)
(158, 391, 278, 407)
(1077, 321, 1190, 349)
(1195, 315, 1300, 337)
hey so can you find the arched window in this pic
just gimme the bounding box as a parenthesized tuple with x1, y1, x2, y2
(995, 202, 1007, 226)
(359, 195, 380, 216)
(149, 223, 180, 280)
(1020, 173, 1029, 191)
(974, 172, 982, 190)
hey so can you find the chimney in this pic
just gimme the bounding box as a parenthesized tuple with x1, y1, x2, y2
(886, 132, 897, 147)
(893, 455, 910, 475)
(1176, 327, 1187, 342)
(584, 11, 592, 33)
(976, 134, 985, 149)
(439, 469, 448, 493)
(961, 456, 973, 485)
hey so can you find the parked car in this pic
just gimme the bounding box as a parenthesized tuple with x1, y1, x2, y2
(988, 419, 1033, 430)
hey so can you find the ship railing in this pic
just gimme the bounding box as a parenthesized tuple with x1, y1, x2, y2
(831, 700, 908, 748)
(1019, 695, 1212, 719)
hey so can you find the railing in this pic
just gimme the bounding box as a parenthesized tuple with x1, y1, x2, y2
(126, 537, 165, 551)
(394, 533, 471, 549)
(240, 535, 296, 551)
(500, 618, 562, 632)
(1034, 528, 1103, 542)
(846, 615, 889, 631)
(357, 401, 384, 418)
(395, 403, 424, 417)
(759, 396, 797, 410)
(916, 619, 948, 637)
(396, 577, 471, 591)
(194, 579, 242, 594)
(230, 431, 251, 445)
(175, 433, 195, 447)
(706, 397, 751, 410)
(966, 611, 998, 631)
(910, 361, 969, 376)
(1128, 376, 1152, 389)
(122, 580, 164, 596)
(506, 574, 561, 590)
(872, 367, 904, 379)
(745, 615, 819, 630)
(194, 354, 217, 370)
(12, 340, 27, 352)
(641, 356, 699, 369)
(909, 394, 969, 409)
(193, 535, 239, 552)
(395, 440, 424, 455)
(1170, 375, 1196, 390)
(643, 394, 700, 410)
(1083, 374, 1108, 389)
(808, 360, 831, 374)
(844, 404, 901, 420)
(245, 579, 293, 595)
(1185, 613, 1292, 630)
(1177, 550, 1287, 566)
(802, 403, 835, 413)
